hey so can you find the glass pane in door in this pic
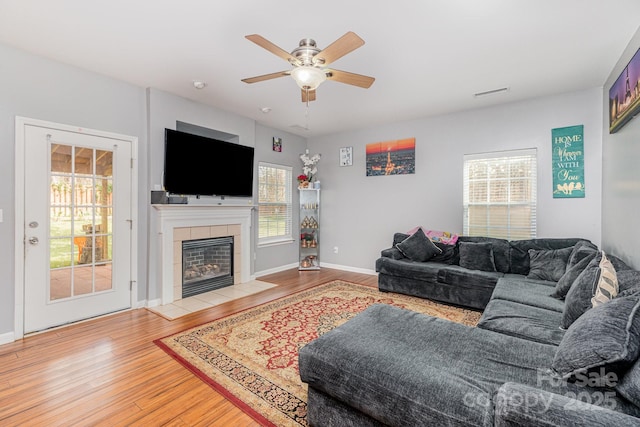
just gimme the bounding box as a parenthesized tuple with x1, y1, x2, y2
(49, 143, 114, 302)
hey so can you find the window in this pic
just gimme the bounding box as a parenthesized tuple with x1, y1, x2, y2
(258, 162, 293, 245)
(463, 149, 537, 240)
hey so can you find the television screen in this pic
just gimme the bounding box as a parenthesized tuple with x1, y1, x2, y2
(163, 128, 254, 197)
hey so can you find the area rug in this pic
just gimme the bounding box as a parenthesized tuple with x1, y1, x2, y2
(154, 280, 481, 427)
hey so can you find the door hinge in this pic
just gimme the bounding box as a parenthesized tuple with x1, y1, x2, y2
(131, 158, 134, 169)
(126, 219, 133, 229)
(130, 280, 136, 290)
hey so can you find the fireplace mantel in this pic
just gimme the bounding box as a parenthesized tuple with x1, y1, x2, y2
(153, 204, 253, 305)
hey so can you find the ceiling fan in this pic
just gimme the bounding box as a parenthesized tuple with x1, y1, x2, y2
(241, 31, 375, 103)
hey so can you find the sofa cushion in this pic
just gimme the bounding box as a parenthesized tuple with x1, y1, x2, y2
(561, 251, 603, 329)
(552, 290, 640, 379)
(509, 238, 583, 275)
(478, 299, 565, 345)
(299, 304, 557, 427)
(551, 249, 598, 299)
(618, 270, 640, 293)
(491, 277, 564, 313)
(526, 247, 573, 282)
(457, 236, 510, 273)
(431, 242, 457, 264)
(395, 228, 442, 262)
(436, 264, 504, 289)
(616, 347, 640, 409)
(459, 241, 497, 272)
(566, 240, 598, 270)
(591, 253, 619, 307)
(375, 257, 441, 283)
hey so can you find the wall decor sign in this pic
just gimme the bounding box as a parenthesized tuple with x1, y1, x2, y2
(552, 125, 585, 198)
(365, 138, 415, 176)
(272, 137, 282, 152)
(339, 146, 353, 166)
(609, 46, 640, 134)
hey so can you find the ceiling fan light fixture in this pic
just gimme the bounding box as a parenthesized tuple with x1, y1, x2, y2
(291, 66, 326, 90)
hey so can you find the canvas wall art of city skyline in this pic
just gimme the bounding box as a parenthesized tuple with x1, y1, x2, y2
(365, 138, 416, 176)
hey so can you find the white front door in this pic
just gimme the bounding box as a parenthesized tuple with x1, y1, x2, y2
(20, 121, 135, 333)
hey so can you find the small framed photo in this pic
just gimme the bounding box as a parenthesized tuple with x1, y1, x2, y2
(272, 137, 282, 152)
(339, 146, 353, 166)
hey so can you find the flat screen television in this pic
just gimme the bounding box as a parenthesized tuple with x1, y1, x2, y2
(163, 128, 254, 197)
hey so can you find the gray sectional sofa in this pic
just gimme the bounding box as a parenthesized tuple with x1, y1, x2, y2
(299, 232, 640, 426)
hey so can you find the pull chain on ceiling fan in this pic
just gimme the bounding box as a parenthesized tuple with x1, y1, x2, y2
(241, 31, 375, 102)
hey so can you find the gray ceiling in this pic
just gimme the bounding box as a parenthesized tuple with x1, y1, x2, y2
(1, 1, 639, 137)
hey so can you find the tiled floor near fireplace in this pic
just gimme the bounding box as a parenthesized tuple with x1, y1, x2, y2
(147, 280, 277, 320)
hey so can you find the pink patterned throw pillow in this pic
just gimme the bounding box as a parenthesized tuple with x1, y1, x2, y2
(406, 226, 459, 245)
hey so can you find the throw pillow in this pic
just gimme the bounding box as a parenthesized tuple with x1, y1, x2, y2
(618, 270, 640, 294)
(458, 242, 496, 272)
(395, 228, 442, 262)
(551, 250, 598, 299)
(552, 290, 640, 379)
(566, 240, 598, 270)
(561, 251, 603, 329)
(431, 242, 457, 264)
(617, 354, 640, 408)
(527, 247, 573, 282)
(591, 253, 618, 307)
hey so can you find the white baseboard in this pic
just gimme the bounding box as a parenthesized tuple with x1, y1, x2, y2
(319, 262, 377, 276)
(0, 331, 15, 346)
(255, 262, 377, 278)
(254, 262, 299, 278)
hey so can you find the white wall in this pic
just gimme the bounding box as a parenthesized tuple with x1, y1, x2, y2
(0, 43, 146, 336)
(602, 27, 640, 269)
(310, 88, 604, 272)
(253, 124, 307, 275)
(146, 88, 256, 302)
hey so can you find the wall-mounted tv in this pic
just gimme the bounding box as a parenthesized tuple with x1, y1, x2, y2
(163, 128, 254, 197)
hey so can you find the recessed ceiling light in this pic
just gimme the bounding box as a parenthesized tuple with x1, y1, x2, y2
(193, 81, 207, 89)
(260, 107, 272, 114)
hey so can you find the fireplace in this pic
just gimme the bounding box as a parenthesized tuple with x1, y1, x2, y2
(182, 236, 234, 298)
(152, 204, 252, 305)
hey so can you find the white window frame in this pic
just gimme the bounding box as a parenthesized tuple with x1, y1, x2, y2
(257, 162, 293, 246)
(463, 148, 537, 240)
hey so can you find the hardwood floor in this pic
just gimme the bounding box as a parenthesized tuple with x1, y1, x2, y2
(0, 268, 377, 426)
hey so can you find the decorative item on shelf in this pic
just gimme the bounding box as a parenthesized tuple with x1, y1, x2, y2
(310, 239, 317, 248)
(300, 257, 313, 268)
(301, 216, 310, 228)
(299, 150, 321, 187)
(309, 216, 318, 228)
(297, 175, 311, 189)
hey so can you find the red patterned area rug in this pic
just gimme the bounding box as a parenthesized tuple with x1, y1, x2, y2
(154, 280, 481, 427)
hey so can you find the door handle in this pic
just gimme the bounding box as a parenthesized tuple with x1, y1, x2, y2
(28, 236, 39, 245)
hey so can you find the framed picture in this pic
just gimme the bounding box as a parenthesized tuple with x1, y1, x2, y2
(609, 47, 640, 133)
(339, 146, 353, 166)
(365, 138, 415, 176)
(272, 137, 282, 152)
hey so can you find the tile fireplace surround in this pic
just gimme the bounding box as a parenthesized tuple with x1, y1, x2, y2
(153, 204, 253, 305)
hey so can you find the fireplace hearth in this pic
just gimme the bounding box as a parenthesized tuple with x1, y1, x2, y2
(182, 236, 233, 298)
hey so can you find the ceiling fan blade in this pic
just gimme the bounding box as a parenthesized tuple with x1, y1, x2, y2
(301, 89, 317, 103)
(245, 34, 300, 65)
(313, 31, 365, 66)
(241, 71, 290, 84)
(326, 69, 375, 88)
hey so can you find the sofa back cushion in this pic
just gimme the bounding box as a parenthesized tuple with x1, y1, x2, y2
(509, 238, 585, 275)
(456, 236, 510, 273)
(552, 288, 640, 379)
(527, 247, 573, 282)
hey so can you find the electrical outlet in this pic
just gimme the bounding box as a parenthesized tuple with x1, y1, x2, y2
(333, 246, 339, 254)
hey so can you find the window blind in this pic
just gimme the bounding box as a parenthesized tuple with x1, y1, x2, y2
(258, 162, 293, 245)
(463, 149, 537, 240)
